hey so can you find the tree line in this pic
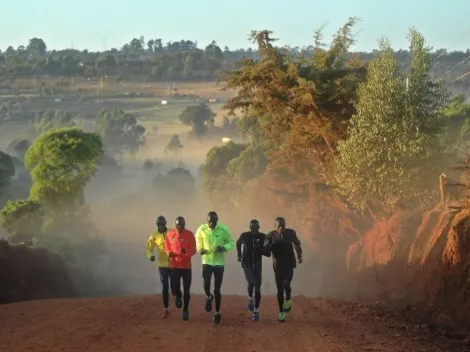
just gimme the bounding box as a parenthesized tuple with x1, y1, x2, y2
(201, 18, 470, 226)
(1, 34, 470, 91)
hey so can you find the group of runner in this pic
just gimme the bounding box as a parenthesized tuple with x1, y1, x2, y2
(145, 211, 303, 324)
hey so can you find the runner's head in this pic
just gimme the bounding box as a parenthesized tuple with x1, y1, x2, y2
(207, 211, 218, 229)
(175, 216, 186, 233)
(275, 217, 286, 233)
(156, 216, 167, 233)
(249, 219, 260, 234)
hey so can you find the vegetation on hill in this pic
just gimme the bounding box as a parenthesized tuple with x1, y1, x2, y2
(1, 31, 470, 93)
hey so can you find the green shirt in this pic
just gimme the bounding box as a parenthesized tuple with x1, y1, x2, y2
(195, 223, 235, 266)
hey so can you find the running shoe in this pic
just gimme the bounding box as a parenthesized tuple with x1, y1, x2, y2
(213, 312, 222, 325)
(175, 296, 182, 309)
(205, 294, 214, 312)
(283, 299, 291, 313)
(161, 308, 170, 319)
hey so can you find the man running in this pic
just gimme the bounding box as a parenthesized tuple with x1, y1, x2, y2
(236, 219, 266, 321)
(262, 217, 303, 323)
(165, 216, 196, 321)
(195, 211, 235, 325)
(146, 215, 171, 318)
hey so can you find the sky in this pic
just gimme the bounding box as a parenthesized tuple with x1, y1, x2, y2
(2, 0, 469, 52)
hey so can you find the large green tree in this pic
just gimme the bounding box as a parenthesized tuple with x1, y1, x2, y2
(25, 127, 104, 213)
(334, 29, 448, 214)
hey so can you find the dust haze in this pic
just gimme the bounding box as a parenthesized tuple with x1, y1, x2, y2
(80, 118, 322, 299)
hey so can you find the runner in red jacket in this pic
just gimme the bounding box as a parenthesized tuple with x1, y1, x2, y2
(164, 216, 197, 321)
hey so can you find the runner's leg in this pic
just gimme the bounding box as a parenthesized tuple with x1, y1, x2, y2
(213, 266, 224, 313)
(202, 264, 214, 312)
(243, 267, 255, 298)
(274, 269, 284, 312)
(254, 268, 262, 310)
(182, 268, 192, 311)
(284, 271, 293, 300)
(159, 267, 170, 309)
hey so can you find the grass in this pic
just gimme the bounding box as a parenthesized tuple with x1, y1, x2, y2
(0, 80, 235, 152)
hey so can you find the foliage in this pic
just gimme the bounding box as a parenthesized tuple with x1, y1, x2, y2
(443, 94, 470, 153)
(94, 108, 145, 157)
(178, 103, 215, 138)
(0, 199, 44, 243)
(38, 213, 105, 269)
(201, 141, 247, 206)
(24, 127, 104, 212)
(226, 144, 268, 184)
(223, 19, 366, 185)
(165, 134, 183, 153)
(7, 139, 31, 156)
(0, 151, 15, 198)
(151, 167, 196, 201)
(36, 110, 75, 135)
(334, 30, 449, 214)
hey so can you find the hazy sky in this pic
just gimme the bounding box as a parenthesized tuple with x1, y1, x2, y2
(2, 0, 469, 52)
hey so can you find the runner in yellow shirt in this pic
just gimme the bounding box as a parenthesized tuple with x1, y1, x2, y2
(146, 216, 172, 318)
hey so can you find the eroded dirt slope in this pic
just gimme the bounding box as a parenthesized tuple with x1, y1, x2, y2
(0, 295, 467, 352)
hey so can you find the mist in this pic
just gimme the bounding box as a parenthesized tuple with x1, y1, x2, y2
(82, 129, 322, 299)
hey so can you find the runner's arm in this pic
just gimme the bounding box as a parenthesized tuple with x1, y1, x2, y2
(164, 233, 172, 256)
(262, 234, 272, 257)
(145, 236, 155, 259)
(195, 225, 205, 253)
(236, 233, 244, 259)
(222, 226, 235, 251)
(292, 230, 303, 261)
(187, 232, 197, 257)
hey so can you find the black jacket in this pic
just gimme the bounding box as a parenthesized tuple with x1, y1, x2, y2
(236, 231, 266, 271)
(262, 229, 302, 271)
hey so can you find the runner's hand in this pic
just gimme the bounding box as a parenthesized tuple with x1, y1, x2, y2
(298, 257, 303, 264)
(215, 246, 225, 253)
(150, 256, 156, 262)
(200, 249, 208, 255)
(180, 248, 186, 254)
(237, 256, 242, 262)
(168, 252, 176, 258)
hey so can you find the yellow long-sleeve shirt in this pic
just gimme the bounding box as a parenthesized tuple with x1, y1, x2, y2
(145, 231, 169, 268)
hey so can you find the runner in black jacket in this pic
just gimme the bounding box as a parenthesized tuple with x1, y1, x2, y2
(236, 219, 266, 321)
(262, 217, 302, 323)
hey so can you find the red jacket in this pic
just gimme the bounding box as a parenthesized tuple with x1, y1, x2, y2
(164, 229, 197, 269)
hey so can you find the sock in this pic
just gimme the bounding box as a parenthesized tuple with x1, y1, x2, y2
(254, 308, 259, 312)
(248, 296, 253, 301)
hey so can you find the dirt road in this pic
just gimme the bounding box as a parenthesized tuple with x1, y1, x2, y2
(0, 295, 467, 352)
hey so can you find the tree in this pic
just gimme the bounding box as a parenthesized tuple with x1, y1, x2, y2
(0, 151, 15, 198)
(178, 103, 215, 138)
(25, 127, 104, 213)
(443, 94, 470, 154)
(27, 38, 47, 57)
(334, 31, 448, 215)
(201, 141, 247, 208)
(1, 199, 44, 243)
(36, 110, 75, 135)
(223, 19, 366, 184)
(165, 134, 183, 154)
(94, 108, 145, 157)
(7, 138, 31, 156)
